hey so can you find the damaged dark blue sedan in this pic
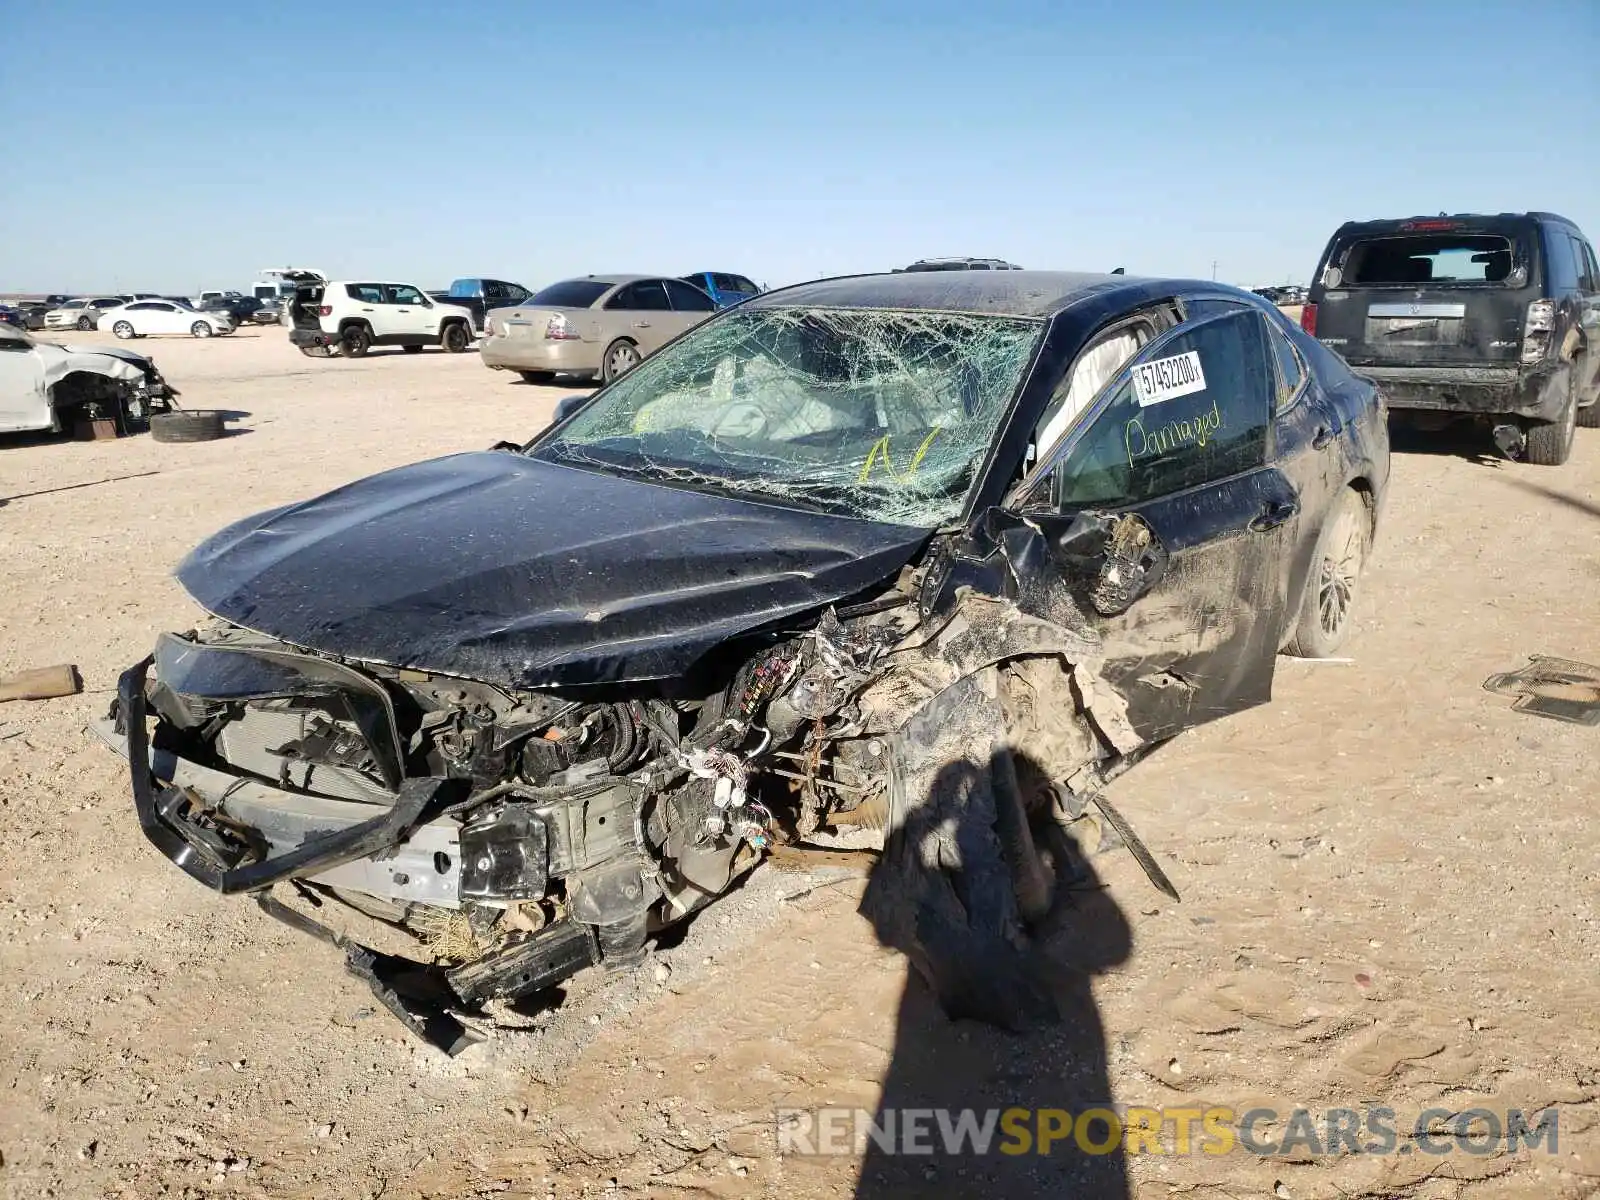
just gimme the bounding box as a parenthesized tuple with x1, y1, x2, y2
(101, 270, 1388, 1050)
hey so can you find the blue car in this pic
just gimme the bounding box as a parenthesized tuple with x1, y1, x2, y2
(680, 271, 762, 309)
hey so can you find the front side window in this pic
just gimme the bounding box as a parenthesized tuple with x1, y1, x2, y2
(1042, 310, 1272, 509)
(534, 306, 1044, 526)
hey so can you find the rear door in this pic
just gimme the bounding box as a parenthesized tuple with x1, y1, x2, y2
(1312, 219, 1538, 369)
(1018, 308, 1292, 741)
(603, 281, 673, 354)
(662, 277, 718, 334)
(344, 283, 389, 335)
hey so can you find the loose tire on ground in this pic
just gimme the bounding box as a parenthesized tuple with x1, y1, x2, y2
(440, 322, 470, 353)
(518, 370, 556, 384)
(1285, 486, 1370, 658)
(299, 345, 334, 358)
(150, 410, 227, 443)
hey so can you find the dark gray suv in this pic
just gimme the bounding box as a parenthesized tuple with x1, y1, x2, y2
(1302, 211, 1600, 465)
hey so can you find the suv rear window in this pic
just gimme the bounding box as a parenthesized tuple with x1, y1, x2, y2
(529, 280, 610, 308)
(1339, 233, 1518, 286)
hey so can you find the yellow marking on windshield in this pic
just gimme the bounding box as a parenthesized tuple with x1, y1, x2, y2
(858, 426, 943, 483)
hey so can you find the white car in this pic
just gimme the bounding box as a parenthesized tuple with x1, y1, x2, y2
(100, 300, 235, 339)
(287, 280, 475, 358)
(0, 323, 175, 434)
(44, 297, 126, 331)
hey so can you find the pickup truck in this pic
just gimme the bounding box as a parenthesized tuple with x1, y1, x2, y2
(425, 278, 531, 332)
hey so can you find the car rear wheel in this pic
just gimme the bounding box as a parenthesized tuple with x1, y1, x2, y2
(76, 315, 94, 331)
(1524, 377, 1578, 466)
(1285, 487, 1370, 659)
(190, 321, 213, 339)
(518, 370, 556, 384)
(440, 322, 470, 353)
(602, 339, 640, 383)
(112, 321, 135, 339)
(339, 325, 372, 358)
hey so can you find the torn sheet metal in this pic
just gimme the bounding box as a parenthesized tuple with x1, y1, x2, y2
(0, 325, 149, 434)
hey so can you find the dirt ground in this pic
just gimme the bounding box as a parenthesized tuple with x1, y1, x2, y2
(2, 326, 1597, 1200)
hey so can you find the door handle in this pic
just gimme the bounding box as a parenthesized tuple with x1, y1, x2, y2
(632, 321, 651, 328)
(360, 307, 374, 312)
(1249, 498, 1300, 533)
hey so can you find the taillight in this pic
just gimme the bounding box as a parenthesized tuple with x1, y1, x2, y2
(318, 305, 332, 317)
(1521, 299, 1554, 364)
(1300, 303, 1317, 336)
(545, 314, 580, 340)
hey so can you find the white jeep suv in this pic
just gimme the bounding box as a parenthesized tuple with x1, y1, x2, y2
(287, 280, 476, 358)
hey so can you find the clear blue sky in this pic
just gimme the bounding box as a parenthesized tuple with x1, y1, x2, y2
(2, 0, 1595, 294)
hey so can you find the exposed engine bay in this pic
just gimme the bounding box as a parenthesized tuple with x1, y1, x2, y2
(106, 549, 1164, 1054)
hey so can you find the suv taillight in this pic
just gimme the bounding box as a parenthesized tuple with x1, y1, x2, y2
(318, 305, 332, 317)
(1520, 299, 1554, 364)
(1300, 303, 1317, 336)
(545, 314, 580, 341)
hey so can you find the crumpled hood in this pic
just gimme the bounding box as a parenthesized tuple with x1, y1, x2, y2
(35, 340, 151, 380)
(176, 451, 933, 689)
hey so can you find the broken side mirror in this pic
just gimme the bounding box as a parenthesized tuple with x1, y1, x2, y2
(553, 392, 593, 424)
(1089, 513, 1167, 616)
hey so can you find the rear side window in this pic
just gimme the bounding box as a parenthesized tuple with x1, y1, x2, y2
(1047, 310, 1272, 508)
(529, 280, 610, 308)
(346, 284, 384, 304)
(608, 281, 671, 311)
(1340, 233, 1517, 285)
(1579, 240, 1600, 292)
(664, 279, 717, 311)
(1264, 318, 1304, 410)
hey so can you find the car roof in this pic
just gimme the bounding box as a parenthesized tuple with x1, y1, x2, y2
(742, 269, 1218, 319)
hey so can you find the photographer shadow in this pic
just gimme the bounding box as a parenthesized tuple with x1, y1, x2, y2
(857, 749, 1134, 1198)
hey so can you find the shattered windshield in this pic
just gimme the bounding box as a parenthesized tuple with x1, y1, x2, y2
(533, 306, 1043, 525)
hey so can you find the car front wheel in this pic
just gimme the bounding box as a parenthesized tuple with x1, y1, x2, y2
(1285, 487, 1370, 659)
(112, 321, 135, 339)
(440, 322, 470, 353)
(190, 321, 214, 338)
(76, 316, 95, 331)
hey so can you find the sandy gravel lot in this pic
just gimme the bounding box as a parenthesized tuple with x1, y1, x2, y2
(2, 326, 1597, 1199)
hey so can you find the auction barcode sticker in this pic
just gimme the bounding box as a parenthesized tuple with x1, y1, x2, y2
(1132, 351, 1207, 407)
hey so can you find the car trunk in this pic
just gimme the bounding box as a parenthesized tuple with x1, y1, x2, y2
(492, 306, 597, 343)
(289, 283, 326, 331)
(1314, 220, 1539, 368)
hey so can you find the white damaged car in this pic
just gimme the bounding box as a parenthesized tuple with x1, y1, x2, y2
(0, 323, 176, 435)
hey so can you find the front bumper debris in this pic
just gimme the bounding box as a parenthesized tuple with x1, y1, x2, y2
(108, 657, 601, 1054)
